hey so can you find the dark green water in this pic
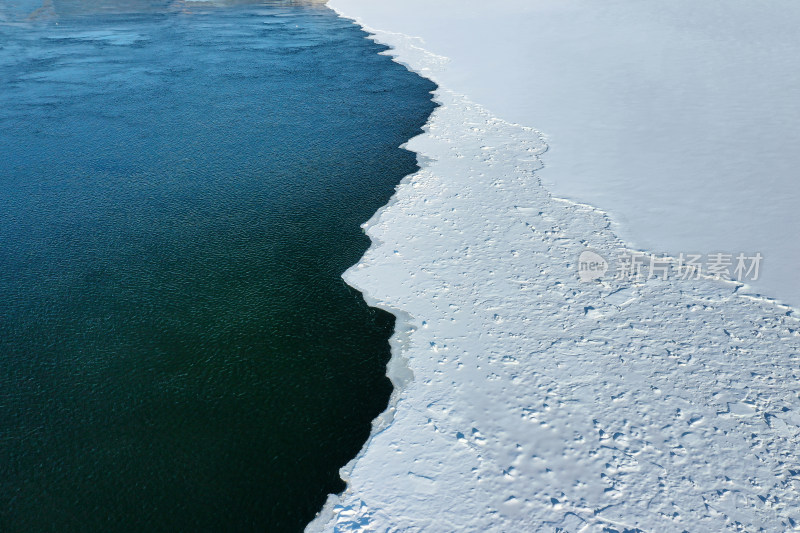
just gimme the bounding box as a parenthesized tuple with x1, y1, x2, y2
(0, 2, 435, 531)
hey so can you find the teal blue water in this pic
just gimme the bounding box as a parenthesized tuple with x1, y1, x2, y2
(0, 2, 435, 531)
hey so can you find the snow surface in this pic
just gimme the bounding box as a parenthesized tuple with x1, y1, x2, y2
(323, 0, 800, 310)
(308, 3, 800, 531)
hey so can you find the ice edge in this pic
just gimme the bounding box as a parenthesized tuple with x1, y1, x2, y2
(305, 12, 446, 533)
(308, 4, 800, 531)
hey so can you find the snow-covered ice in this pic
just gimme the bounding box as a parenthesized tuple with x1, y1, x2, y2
(308, 2, 800, 531)
(325, 0, 800, 309)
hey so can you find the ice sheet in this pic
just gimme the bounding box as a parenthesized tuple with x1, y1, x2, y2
(309, 3, 800, 531)
(326, 0, 800, 308)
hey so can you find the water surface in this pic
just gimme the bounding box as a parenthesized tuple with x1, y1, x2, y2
(0, 2, 436, 530)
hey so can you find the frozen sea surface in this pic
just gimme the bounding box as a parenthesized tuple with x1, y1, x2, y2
(310, 3, 800, 531)
(328, 0, 800, 309)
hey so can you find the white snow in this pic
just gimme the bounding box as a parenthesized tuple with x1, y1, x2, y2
(326, 0, 800, 309)
(308, 2, 800, 531)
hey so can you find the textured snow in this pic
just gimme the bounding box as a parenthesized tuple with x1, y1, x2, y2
(324, 0, 800, 309)
(308, 3, 800, 532)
